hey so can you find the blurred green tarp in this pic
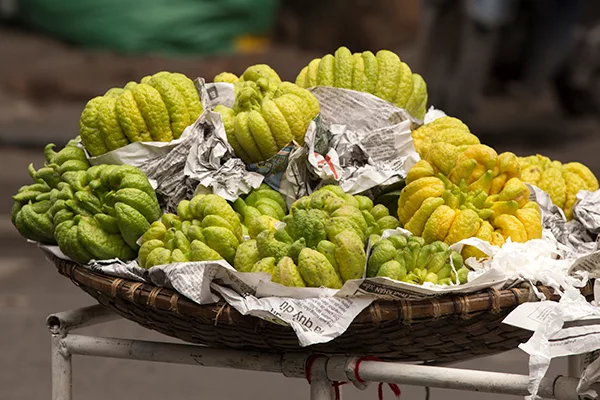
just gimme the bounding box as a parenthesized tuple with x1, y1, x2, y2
(16, 0, 279, 55)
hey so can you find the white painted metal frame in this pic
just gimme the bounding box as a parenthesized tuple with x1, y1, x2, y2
(47, 305, 599, 400)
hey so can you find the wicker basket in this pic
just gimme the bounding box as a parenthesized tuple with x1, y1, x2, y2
(49, 253, 594, 364)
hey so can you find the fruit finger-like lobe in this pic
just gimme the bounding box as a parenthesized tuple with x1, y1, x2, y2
(404, 73, 428, 119)
(148, 76, 190, 139)
(78, 217, 136, 261)
(443, 209, 481, 245)
(422, 205, 456, 243)
(261, 98, 294, 149)
(393, 62, 414, 108)
(215, 105, 252, 163)
(273, 256, 306, 287)
(404, 197, 445, 236)
(58, 222, 96, 265)
(374, 50, 403, 103)
(493, 214, 528, 243)
(498, 177, 530, 207)
(145, 247, 172, 268)
(398, 179, 446, 224)
(98, 95, 130, 151)
(295, 67, 308, 87)
(214, 72, 239, 83)
(295, 67, 308, 86)
(462, 220, 494, 260)
(234, 111, 263, 163)
(233, 239, 260, 272)
(406, 160, 435, 184)
(334, 230, 366, 282)
(425, 143, 458, 176)
(563, 162, 599, 191)
(334, 46, 354, 89)
(316, 54, 335, 87)
(305, 58, 322, 88)
(115, 202, 150, 250)
(490, 173, 508, 195)
(516, 206, 542, 240)
(138, 239, 165, 268)
(538, 166, 566, 208)
(274, 94, 309, 145)
(164, 72, 203, 121)
(248, 110, 279, 160)
(115, 90, 152, 143)
(190, 240, 223, 262)
(564, 171, 587, 220)
(361, 51, 379, 94)
(131, 83, 173, 142)
(351, 53, 367, 92)
(520, 166, 542, 186)
(277, 82, 320, 118)
(80, 97, 109, 156)
(467, 170, 494, 193)
(298, 248, 343, 289)
(202, 226, 239, 264)
(377, 260, 407, 281)
(497, 152, 521, 179)
(241, 64, 281, 85)
(448, 159, 478, 185)
(460, 144, 498, 171)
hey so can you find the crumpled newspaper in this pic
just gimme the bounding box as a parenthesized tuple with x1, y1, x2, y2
(183, 109, 263, 201)
(504, 285, 600, 400)
(281, 87, 421, 202)
(527, 184, 597, 258)
(573, 190, 600, 234)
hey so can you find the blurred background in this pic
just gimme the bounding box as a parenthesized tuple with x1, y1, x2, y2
(0, 0, 597, 398)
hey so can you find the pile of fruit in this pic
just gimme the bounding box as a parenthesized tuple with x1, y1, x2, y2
(80, 72, 203, 156)
(213, 65, 320, 164)
(10, 46, 600, 291)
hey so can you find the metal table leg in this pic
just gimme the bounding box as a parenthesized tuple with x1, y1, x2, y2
(46, 306, 600, 400)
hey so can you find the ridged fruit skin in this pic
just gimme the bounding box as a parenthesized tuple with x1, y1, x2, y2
(213, 64, 320, 164)
(295, 47, 428, 119)
(518, 154, 599, 220)
(79, 71, 203, 156)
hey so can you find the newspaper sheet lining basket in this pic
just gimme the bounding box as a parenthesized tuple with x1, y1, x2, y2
(48, 253, 594, 364)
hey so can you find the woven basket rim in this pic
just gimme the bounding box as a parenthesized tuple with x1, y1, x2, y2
(46, 251, 593, 326)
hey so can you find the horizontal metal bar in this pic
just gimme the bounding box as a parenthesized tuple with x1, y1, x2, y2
(47, 305, 119, 335)
(63, 334, 288, 374)
(345, 360, 600, 400)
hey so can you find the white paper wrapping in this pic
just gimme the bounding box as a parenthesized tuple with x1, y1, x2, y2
(280, 87, 421, 204)
(573, 190, 600, 234)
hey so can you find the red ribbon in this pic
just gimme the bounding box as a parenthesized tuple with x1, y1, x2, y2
(304, 355, 347, 400)
(304, 355, 401, 400)
(354, 356, 401, 400)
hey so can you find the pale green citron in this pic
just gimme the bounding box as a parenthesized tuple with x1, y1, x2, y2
(374, 50, 403, 103)
(306, 58, 321, 87)
(215, 104, 251, 163)
(261, 98, 294, 148)
(115, 90, 152, 143)
(361, 51, 379, 94)
(98, 95, 130, 151)
(316, 54, 335, 87)
(392, 62, 414, 109)
(234, 111, 263, 163)
(79, 96, 109, 156)
(148, 75, 191, 139)
(131, 83, 173, 142)
(248, 110, 279, 161)
(334, 46, 354, 89)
